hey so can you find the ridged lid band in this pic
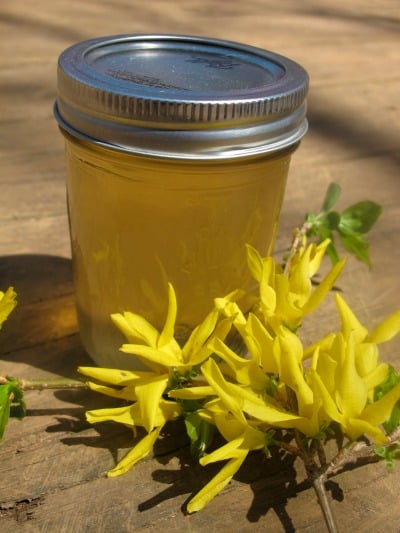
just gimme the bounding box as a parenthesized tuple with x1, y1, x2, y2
(55, 34, 309, 159)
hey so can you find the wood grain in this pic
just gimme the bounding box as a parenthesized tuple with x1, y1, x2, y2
(1, 1, 400, 531)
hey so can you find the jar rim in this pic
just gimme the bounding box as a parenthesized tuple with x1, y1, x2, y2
(55, 34, 308, 158)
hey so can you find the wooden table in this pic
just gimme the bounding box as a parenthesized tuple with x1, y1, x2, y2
(1, 1, 399, 531)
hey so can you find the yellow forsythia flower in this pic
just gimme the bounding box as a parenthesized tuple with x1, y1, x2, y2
(79, 282, 230, 476)
(246, 239, 345, 331)
(309, 293, 400, 443)
(112, 283, 230, 373)
(80, 237, 400, 512)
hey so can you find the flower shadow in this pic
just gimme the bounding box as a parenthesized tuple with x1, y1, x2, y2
(48, 388, 137, 466)
(137, 428, 306, 530)
(0, 253, 88, 377)
(139, 430, 345, 531)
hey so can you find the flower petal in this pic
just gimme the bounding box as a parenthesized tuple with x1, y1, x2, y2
(158, 283, 178, 348)
(354, 343, 379, 377)
(334, 293, 368, 343)
(363, 363, 389, 392)
(308, 368, 343, 425)
(187, 454, 247, 513)
(120, 344, 180, 368)
(361, 382, 400, 427)
(200, 435, 245, 465)
(135, 375, 169, 432)
(158, 399, 183, 423)
(343, 417, 386, 443)
(244, 313, 278, 373)
(367, 310, 400, 344)
(111, 312, 159, 346)
(85, 381, 137, 401)
(334, 333, 367, 418)
(181, 308, 219, 365)
(235, 386, 304, 426)
(302, 259, 345, 315)
(201, 358, 247, 425)
(0, 287, 17, 329)
(208, 337, 269, 390)
(78, 366, 154, 386)
(278, 329, 314, 416)
(86, 405, 136, 427)
(308, 239, 331, 277)
(169, 386, 215, 400)
(245, 243, 264, 282)
(107, 426, 162, 477)
(206, 406, 246, 441)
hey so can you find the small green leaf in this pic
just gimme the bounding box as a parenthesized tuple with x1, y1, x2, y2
(384, 401, 400, 434)
(374, 366, 400, 401)
(0, 385, 12, 441)
(300, 183, 382, 268)
(185, 412, 201, 442)
(263, 429, 277, 457)
(325, 211, 341, 231)
(339, 201, 382, 234)
(0, 378, 25, 441)
(325, 241, 340, 265)
(338, 231, 371, 267)
(305, 213, 319, 236)
(184, 412, 215, 461)
(265, 375, 279, 396)
(374, 367, 400, 433)
(375, 443, 400, 472)
(181, 399, 203, 413)
(310, 221, 339, 264)
(321, 182, 342, 213)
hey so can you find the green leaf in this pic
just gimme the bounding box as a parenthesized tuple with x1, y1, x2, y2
(0, 377, 25, 441)
(325, 241, 340, 265)
(325, 211, 341, 231)
(263, 429, 277, 457)
(384, 401, 400, 434)
(0, 384, 12, 441)
(9, 378, 25, 407)
(265, 375, 279, 396)
(339, 201, 382, 234)
(185, 411, 204, 441)
(374, 366, 400, 401)
(338, 231, 371, 267)
(305, 212, 319, 236)
(375, 443, 400, 472)
(195, 422, 214, 459)
(301, 184, 382, 269)
(321, 182, 342, 213)
(184, 412, 215, 461)
(181, 399, 203, 413)
(374, 366, 400, 433)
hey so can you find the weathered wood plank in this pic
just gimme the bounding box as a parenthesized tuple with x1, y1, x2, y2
(1, 0, 400, 530)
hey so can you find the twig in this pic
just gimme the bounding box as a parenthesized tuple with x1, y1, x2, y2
(0, 375, 88, 391)
(312, 476, 339, 533)
(324, 429, 400, 478)
(284, 221, 312, 276)
(20, 378, 88, 391)
(309, 429, 400, 532)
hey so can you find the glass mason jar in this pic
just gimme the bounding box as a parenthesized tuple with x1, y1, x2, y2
(54, 34, 308, 369)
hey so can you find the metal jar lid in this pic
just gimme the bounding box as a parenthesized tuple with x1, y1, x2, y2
(55, 34, 309, 159)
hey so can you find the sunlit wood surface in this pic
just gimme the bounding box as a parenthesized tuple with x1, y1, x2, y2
(1, 1, 400, 531)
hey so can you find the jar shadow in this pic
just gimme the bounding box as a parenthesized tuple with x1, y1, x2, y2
(0, 253, 91, 375)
